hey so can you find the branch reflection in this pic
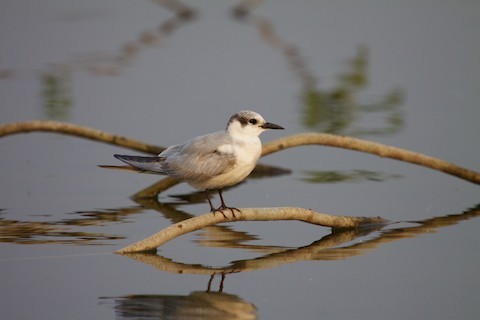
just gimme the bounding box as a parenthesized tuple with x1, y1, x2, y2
(0, 163, 290, 247)
(118, 204, 480, 274)
(0, 206, 143, 245)
(34, 0, 196, 120)
(59, 0, 196, 77)
(99, 205, 480, 319)
(5, 0, 405, 134)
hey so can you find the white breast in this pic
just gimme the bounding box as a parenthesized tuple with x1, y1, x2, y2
(196, 136, 262, 190)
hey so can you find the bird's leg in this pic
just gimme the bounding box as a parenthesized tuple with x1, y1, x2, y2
(206, 189, 228, 219)
(205, 189, 216, 212)
(217, 189, 241, 219)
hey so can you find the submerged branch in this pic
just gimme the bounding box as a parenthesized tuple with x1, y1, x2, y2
(116, 207, 386, 253)
(0, 120, 164, 154)
(262, 133, 480, 185)
(132, 176, 180, 198)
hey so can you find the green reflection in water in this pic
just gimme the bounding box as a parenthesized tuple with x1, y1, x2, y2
(40, 69, 72, 120)
(301, 46, 405, 137)
(302, 169, 402, 184)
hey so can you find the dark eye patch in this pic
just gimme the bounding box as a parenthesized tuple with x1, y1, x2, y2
(237, 116, 249, 126)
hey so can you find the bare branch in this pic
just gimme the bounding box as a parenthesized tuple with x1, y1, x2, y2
(2, 121, 479, 185)
(0, 120, 164, 154)
(118, 205, 480, 273)
(116, 207, 387, 253)
(2, 120, 479, 254)
(262, 133, 480, 185)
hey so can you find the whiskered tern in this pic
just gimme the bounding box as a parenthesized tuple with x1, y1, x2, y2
(113, 110, 284, 214)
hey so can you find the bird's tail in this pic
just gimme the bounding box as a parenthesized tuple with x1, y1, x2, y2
(98, 164, 148, 173)
(108, 154, 166, 174)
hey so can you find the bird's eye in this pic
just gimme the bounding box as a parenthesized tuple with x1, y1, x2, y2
(249, 118, 258, 125)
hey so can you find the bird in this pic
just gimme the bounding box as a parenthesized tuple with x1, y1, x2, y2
(112, 110, 284, 214)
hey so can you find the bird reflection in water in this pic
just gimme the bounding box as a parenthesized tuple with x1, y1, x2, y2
(101, 274, 257, 320)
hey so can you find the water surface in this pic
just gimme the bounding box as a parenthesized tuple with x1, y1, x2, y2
(1, 1, 479, 319)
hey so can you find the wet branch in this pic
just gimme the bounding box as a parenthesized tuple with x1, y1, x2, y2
(116, 207, 387, 253)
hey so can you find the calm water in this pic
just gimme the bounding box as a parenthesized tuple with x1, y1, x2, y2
(1, 1, 480, 319)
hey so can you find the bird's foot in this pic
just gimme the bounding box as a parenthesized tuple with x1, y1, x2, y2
(211, 208, 229, 220)
(211, 206, 241, 220)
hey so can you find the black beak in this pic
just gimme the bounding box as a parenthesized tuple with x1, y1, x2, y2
(261, 122, 284, 130)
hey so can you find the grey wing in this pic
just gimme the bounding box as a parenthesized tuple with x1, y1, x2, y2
(114, 154, 166, 174)
(162, 131, 237, 182)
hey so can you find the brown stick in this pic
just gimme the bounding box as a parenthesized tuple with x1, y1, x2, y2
(0, 120, 164, 154)
(2, 120, 479, 253)
(262, 133, 480, 185)
(2, 121, 479, 185)
(116, 207, 387, 253)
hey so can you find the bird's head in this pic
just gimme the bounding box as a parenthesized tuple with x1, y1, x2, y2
(226, 110, 284, 137)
